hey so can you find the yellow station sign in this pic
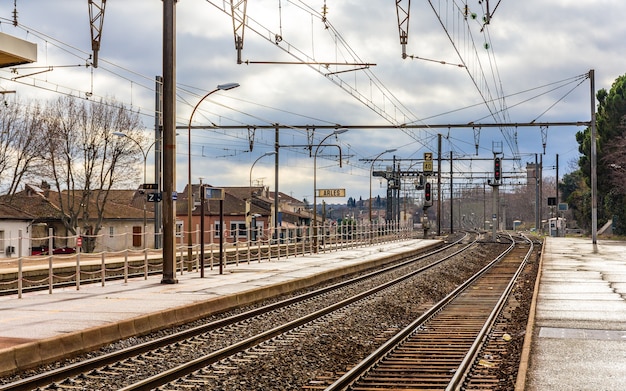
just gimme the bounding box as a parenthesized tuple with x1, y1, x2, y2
(318, 188, 346, 197)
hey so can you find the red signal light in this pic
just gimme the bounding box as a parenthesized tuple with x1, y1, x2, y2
(494, 157, 501, 181)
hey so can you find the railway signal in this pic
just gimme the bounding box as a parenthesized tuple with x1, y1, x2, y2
(425, 182, 431, 202)
(494, 157, 501, 181)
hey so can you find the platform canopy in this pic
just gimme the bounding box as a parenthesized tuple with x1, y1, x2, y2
(0, 32, 37, 68)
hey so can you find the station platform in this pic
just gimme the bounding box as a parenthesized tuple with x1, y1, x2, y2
(0, 236, 624, 391)
(520, 236, 626, 390)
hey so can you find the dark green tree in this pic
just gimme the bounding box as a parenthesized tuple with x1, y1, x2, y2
(560, 170, 591, 231)
(575, 73, 626, 234)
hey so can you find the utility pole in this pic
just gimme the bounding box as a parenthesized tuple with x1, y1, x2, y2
(154, 76, 163, 249)
(590, 69, 598, 244)
(450, 151, 453, 234)
(274, 125, 279, 242)
(161, 0, 177, 284)
(537, 155, 543, 233)
(556, 153, 560, 237)
(396, 159, 401, 224)
(489, 143, 502, 242)
(437, 134, 442, 236)
(535, 154, 539, 232)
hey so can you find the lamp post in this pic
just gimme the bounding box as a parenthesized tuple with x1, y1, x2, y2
(187, 83, 240, 264)
(313, 129, 348, 250)
(249, 151, 277, 197)
(248, 151, 276, 239)
(113, 132, 156, 243)
(369, 149, 396, 223)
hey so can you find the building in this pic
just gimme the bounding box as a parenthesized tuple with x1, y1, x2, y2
(0, 202, 34, 257)
(176, 184, 312, 245)
(0, 183, 152, 253)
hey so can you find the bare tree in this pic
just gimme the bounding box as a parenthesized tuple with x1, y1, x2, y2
(0, 100, 48, 196)
(0, 103, 19, 192)
(41, 96, 145, 251)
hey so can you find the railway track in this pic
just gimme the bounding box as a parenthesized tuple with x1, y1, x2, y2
(0, 234, 478, 391)
(324, 234, 535, 391)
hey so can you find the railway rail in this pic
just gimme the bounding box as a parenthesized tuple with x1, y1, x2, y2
(0, 233, 476, 391)
(324, 233, 535, 391)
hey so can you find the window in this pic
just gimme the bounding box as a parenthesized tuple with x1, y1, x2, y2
(214, 222, 221, 238)
(230, 221, 247, 238)
(109, 226, 114, 238)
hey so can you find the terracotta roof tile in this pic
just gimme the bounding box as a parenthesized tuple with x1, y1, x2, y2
(0, 202, 34, 220)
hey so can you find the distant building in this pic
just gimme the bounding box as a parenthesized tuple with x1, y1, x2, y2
(176, 185, 312, 245)
(0, 202, 34, 257)
(0, 183, 152, 253)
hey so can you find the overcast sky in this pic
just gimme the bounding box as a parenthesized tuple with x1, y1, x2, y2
(0, 0, 624, 202)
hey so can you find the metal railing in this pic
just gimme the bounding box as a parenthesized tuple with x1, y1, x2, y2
(0, 221, 421, 298)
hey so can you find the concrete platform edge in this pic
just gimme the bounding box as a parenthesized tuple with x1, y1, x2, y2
(0, 244, 434, 376)
(514, 236, 545, 390)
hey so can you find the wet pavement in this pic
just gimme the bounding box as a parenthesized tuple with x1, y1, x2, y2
(523, 237, 626, 391)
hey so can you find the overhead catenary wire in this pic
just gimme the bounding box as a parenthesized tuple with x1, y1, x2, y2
(0, 3, 588, 187)
(426, 0, 521, 160)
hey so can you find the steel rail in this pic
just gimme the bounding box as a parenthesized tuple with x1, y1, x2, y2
(324, 234, 519, 390)
(447, 233, 534, 390)
(0, 235, 470, 391)
(116, 235, 478, 391)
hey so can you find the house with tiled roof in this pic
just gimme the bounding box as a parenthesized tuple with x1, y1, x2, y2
(176, 184, 312, 245)
(268, 191, 312, 226)
(0, 202, 35, 257)
(0, 183, 154, 253)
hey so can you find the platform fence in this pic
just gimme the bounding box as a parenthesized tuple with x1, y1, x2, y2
(0, 220, 423, 298)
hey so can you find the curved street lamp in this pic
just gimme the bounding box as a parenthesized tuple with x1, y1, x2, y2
(186, 83, 240, 262)
(248, 151, 276, 238)
(313, 129, 348, 250)
(249, 151, 277, 198)
(113, 131, 157, 242)
(369, 149, 397, 223)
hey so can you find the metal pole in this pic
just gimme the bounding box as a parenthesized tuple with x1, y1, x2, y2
(396, 160, 401, 224)
(450, 151, 453, 234)
(492, 178, 499, 241)
(142, 153, 147, 245)
(483, 182, 487, 229)
(535, 154, 539, 231)
(154, 76, 163, 249)
(369, 149, 396, 222)
(556, 153, 560, 237)
(313, 129, 348, 251)
(186, 83, 239, 270)
(187, 89, 218, 272)
(537, 155, 543, 232)
(274, 125, 279, 243)
(161, 0, 177, 284)
(437, 134, 442, 236)
(369, 160, 374, 223)
(219, 199, 224, 274)
(590, 69, 598, 244)
(200, 184, 205, 277)
(249, 152, 276, 232)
